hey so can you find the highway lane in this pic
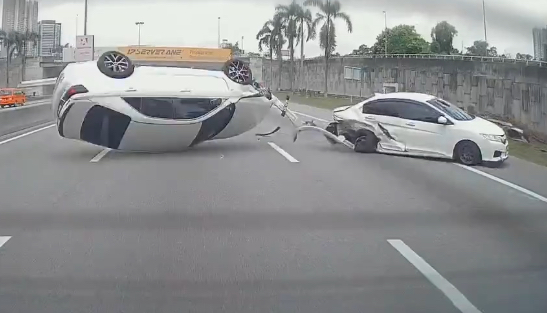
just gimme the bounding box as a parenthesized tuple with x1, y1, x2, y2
(0, 106, 546, 312)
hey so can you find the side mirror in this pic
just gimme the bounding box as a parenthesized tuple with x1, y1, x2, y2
(286, 95, 290, 101)
(437, 116, 448, 125)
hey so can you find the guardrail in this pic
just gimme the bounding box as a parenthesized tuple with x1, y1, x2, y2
(0, 99, 53, 137)
(304, 53, 547, 67)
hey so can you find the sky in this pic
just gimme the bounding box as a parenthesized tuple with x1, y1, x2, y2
(2, 0, 547, 57)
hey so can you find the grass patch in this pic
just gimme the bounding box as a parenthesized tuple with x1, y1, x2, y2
(508, 139, 547, 167)
(274, 91, 360, 110)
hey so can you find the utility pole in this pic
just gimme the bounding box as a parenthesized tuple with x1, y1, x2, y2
(135, 22, 144, 46)
(83, 0, 88, 35)
(482, 0, 488, 55)
(383, 11, 388, 56)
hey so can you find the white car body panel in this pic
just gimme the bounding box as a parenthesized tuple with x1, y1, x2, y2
(25, 57, 272, 152)
(332, 92, 509, 163)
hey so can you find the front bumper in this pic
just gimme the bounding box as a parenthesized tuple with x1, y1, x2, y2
(481, 140, 509, 162)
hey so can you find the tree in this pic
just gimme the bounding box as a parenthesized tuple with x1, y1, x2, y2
(275, 1, 301, 91)
(516, 53, 533, 60)
(304, 0, 352, 97)
(294, 5, 315, 91)
(1, 30, 22, 87)
(256, 15, 286, 90)
(372, 25, 429, 55)
(430, 21, 458, 54)
(464, 40, 499, 57)
(223, 42, 243, 56)
(350, 44, 372, 55)
(20, 30, 39, 81)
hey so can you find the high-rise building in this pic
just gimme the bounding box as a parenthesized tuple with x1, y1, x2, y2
(2, 0, 27, 32)
(38, 20, 62, 57)
(533, 26, 547, 61)
(23, 1, 40, 56)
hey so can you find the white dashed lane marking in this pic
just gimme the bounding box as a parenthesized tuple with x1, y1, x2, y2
(268, 142, 299, 163)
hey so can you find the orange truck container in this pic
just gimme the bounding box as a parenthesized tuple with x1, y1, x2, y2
(0, 88, 27, 108)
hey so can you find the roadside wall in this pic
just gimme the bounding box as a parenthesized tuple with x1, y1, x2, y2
(263, 57, 547, 137)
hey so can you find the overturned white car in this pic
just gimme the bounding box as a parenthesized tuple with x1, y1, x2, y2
(304, 92, 509, 166)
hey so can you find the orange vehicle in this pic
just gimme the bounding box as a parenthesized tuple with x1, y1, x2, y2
(0, 88, 27, 108)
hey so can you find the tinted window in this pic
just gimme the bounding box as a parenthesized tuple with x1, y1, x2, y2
(427, 98, 474, 121)
(393, 100, 442, 123)
(123, 97, 224, 120)
(362, 100, 399, 117)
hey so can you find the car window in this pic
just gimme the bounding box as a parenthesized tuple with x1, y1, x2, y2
(123, 97, 224, 120)
(427, 98, 475, 121)
(0, 90, 11, 96)
(14, 90, 24, 95)
(362, 100, 399, 117)
(392, 100, 442, 123)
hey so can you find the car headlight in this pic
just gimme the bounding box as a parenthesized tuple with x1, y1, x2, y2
(480, 133, 504, 142)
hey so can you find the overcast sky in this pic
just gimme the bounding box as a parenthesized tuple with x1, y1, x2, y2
(2, 0, 547, 56)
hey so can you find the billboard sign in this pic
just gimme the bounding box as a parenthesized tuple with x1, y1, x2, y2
(75, 35, 94, 62)
(117, 46, 232, 62)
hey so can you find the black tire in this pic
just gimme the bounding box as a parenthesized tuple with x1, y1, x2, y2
(97, 51, 135, 79)
(354, 130, 378, 153)
(454, 141, 482, 166)
(324, 122, 339, 144)
(222, 59, 252, 85)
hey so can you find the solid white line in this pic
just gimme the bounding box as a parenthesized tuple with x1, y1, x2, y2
(388, 239, 482, 313)
(0, 236, 11, 248)
(267, 142, 299, 163)
(293, 111, 330, 123)
(90, 148, 111, 163)
(0, 124, 55, 146)
(454, 164, 547, 204)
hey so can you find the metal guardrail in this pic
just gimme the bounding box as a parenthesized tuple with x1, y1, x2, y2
(304, 53, 547, 67)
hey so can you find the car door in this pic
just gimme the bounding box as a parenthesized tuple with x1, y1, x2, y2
(389, 100, 451, 157)
(360, 100, 406, 152)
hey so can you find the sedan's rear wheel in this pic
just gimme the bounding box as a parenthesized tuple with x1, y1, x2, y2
(223, 59, 253, 85)
(454, 141, 482, 166)
(354, 130, 378, 153)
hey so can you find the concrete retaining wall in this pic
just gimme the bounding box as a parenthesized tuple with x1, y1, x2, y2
(263, 57, 547, 136)
(0, 101, 53, 137)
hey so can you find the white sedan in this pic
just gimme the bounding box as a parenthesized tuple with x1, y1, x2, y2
(19, 51, 273, 152)
(323, 92, 509, 166)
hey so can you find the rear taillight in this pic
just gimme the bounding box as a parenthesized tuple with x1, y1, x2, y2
(58, 85, 88, 117)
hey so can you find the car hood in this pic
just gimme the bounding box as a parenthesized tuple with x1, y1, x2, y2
(456, 116, 505, 135)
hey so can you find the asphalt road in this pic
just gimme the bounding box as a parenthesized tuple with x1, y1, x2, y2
(0, 102, 546, 313)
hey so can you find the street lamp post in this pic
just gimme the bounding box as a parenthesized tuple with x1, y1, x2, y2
(217, 17, 221, 48)
(383, 11, 388, 56)
(83, 0, 88, 35)
(135, 22, 144, 46)
(482, 0, 488, 56)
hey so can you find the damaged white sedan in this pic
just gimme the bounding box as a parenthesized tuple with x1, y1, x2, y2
(297, 92, 509, 166)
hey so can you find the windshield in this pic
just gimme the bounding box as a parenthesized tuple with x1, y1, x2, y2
(427, 98, 475, 121)
(0, 90, 11, 96)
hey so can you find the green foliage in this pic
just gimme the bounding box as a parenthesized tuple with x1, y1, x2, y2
(430, 21, 458, 54)
(372, 25, 429, 55)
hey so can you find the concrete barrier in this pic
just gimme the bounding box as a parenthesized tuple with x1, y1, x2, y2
(0, 100, 53, 137)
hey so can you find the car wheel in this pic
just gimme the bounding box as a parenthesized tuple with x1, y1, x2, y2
(454, 141, 482, 166)
(324, 122, 339, 144)
(223, 59, 253, 85)
(354, 130, 378, 153)
(97, 51, 135, 79)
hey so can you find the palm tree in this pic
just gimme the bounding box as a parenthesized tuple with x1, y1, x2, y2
(256, 20, 276, 87)
(304, 0, 352, 97)
(257, 15, 285, 90)
(275, 1, 300, 91)
(1, 31, 22, 87)
(20, 30, 40, 81)
(295, 6, 315, 92)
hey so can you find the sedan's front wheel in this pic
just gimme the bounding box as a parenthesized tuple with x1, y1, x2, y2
(454, 141, 482, 166)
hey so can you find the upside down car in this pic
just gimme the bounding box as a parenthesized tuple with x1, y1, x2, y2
(19, 50, 273, 152)
(318, 92, 509, 166)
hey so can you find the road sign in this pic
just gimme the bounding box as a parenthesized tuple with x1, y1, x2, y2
(117, 46, 232, 62)
(75, 35, 94, 62)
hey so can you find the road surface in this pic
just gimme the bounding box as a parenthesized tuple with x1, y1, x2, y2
(0, 102, 546, 313)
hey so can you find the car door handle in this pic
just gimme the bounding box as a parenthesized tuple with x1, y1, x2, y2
(405, 122, 415, 127)
(364, 116, 375, 120)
